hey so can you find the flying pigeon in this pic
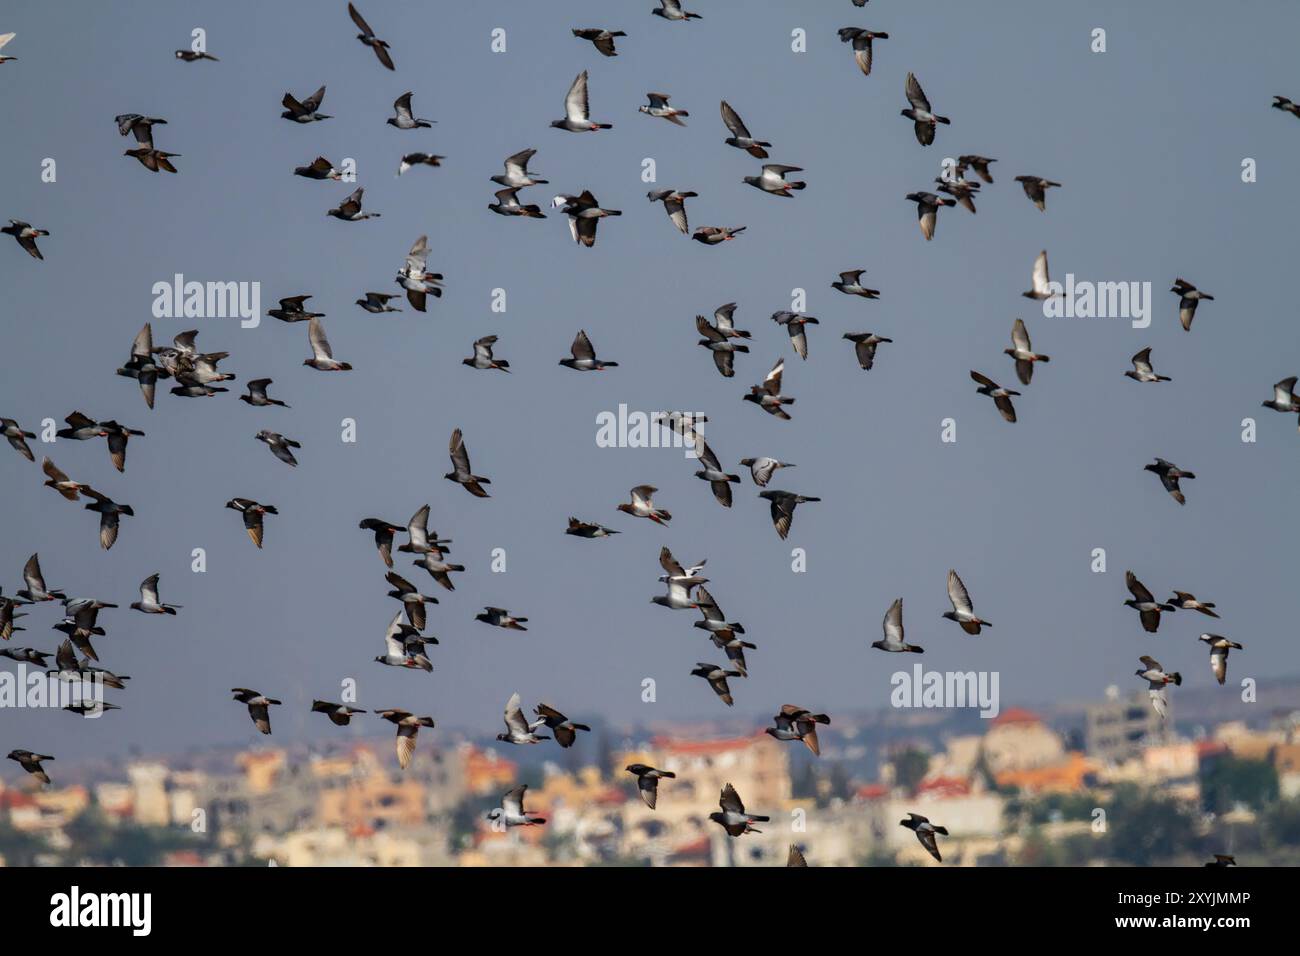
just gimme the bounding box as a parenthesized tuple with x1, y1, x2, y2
(901, 72, 950, 145)
(1168, 591, 1218, 618)
(709, 784, 769, 836)
(498, 693, 549, 744)
(1014, 175, 1061, 211)
(771, 311, 819, 360)
(82, 488, 134, 550)
(533, 703, 591, 748)
(1171, 279, 1213, 332)
(647, 188, 697, 233)
(385, 572, 438, 632)
(551, 71, 612, 131)
(255, 430, 300, 467)
(566, 518, 620, 538)
(489, 187, 546, 218)
(652, 1, 702, 21)
(691, 662, 743, 707)
(1005, 318, 1050, 385)
(387, 91, 433, 129)
(463, 335, 511, 371)
(719, 101, 771, 158)
(639, 92, 689, 126)
(1, 418, 36, 460)
(397, 153, 444, 175)
(311, 701, 367, 726)
(956, 155, 997, 183)
(697, 313, 750, 377)
(740, 457, 794, 487)
(843, 332, 891, 370)
(6, 750, 53, 785)
(492, 149, 547, 188)
(303, 317, 352, 370)
(692, 226, 746, 245)
(41, 458, 86, 500)
(560, 329, 618, 370)
(348, 3, 394, 70)
(476, 607, 527, 631)
(693, 441, 741, 507)
(572, 28, 626, 57)
(743, 164, 806, 197)
(971, 371, 1020, 423)
(2, 220, 49, 259)
(552, 191, 621, 246)
(488, 785, 546, 827)
(1125, 347, 1171, 383)
(375, 709, 436, 769)
(355, 292, 403, 314)
(943, 570, 991, 635)
(445, 428, 490, 497)
(395, 235, 443, 311)
(1124, 571, 1176, 633)
(900, 813, 947, 862)
(293, 157, 342, 181)
(765, 706, 831, 755)
(327, 187, 380, 222)
(905, 191, 956, 240)
(1135, 656, 1181, 718)
(758, 490, 820, 539)
(281, 86, 331, 123)
(1144, 457, 1195, 505)
(832, 270, 880, 299)
(240, 379, 289, 409)
(225, 498, 278, 549)
(232, 688, 281, 735)
(130, 574, 180, 615)
(836, 27, 888, 76)
(872, 598, 923, 653)
(744, 358, 795, 419)
(1199, 634, 1243, 686)
(626, 764, 675, 809)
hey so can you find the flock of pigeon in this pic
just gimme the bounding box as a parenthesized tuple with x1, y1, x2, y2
(0, 3, 1293, 866)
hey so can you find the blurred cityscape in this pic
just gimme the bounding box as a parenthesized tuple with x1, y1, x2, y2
(4, 682, 1300, 867)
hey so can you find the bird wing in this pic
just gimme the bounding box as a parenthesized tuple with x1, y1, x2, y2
(570, 329, 596, 361)
(503, 693, 529, 736)
(720, 100, 750, 138)
(884, 598, 904, 643)
(1011, 318, 1031, 353)
(1031, 250, 1050, 293)
(448, 428, 472, 474)
(763, 358, 784, 394)
(565, 71, 591, 122)
(1127, 571, 1155, 603)
(307, 317, 334, 360)
(905, 72, 932, 112)
(947, 570, 973, 614)
(719, 783, 745, 814)
(659, 546, 685, 578)
(348, 3, 374, 36)
(140, 573, 160, 605)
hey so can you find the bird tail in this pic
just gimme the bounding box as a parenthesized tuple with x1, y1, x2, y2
(1037, 355, 1051, 363)
(936, 115, 951, 124)
(934, 826, 949, 835)
(596, 123, 613, 130)
(573, 723, 591, 732)
(809, 714, 830, 724)
(789, 181, 806, 190)
(752, 815, 771, 823)
(1170, 673, 1182, 686)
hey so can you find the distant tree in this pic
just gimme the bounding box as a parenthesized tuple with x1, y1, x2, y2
(891, 748, 930, 794)
(1200, 756, 1278, 814)
(1260, 798, 1300, 847)
(1103, 783, 1199, 865)
(0, 818, 47, 866)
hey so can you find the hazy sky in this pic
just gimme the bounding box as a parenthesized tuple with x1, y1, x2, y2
(1, 0, 1298, 761)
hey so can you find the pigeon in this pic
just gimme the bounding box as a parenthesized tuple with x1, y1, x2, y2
(255, 430, 300, 467)
(1168, 591, 1218, 618)
(476, 607, 528, 631)
(489, 187, 546, 218)
(55, 411, 105, 442)
(1205, 854, 1237, 867)
(1199, 634, 1243, 686)
(843, 332, 892, 371)
(1021, 251, 1061, 302)
(692, 662, 743, 707)
(719, 101, 771, 158)
(387, 91, 433, 130)
(758, 490, 820, 540)
(900, 813, 947, 862)
(395, 235, 443, 311)
(740, 457, 794, 487)
(560, 329, 618, 370)
(240, 379, 289, 409)
(15, 554, 62, 604)
(1005, 318, 1050, 385)
(709, 784, 769, 836)
(837, 27, 888, 75)
(1273, 96, 1300, 118)
(97, 420, 145, 473)
(0, 598, 25, 641)
(0, 648, 52, 667)
(652, 547, 705, 610)
(551, 71, 612, 131)
(936, 175, 980, 213)
(744, 358, 795, 419)
(697, 313, 750, 377)
(1171, 279, 1213, 332)
(492, 149, 548, 188)
(652, 1, 702, 21)
(1124, 571, 1177, 633)
(385, 572, 438, 632)
(6, 750, 53, 785)
(873, 598, 923, 653)
(956, 155, 997, 183)
(281, 86, 331, 123)
(905, 191, 956, 240)
(943, 570, 991, 635)
(693, 441, 741, 507)
(832, 270, 881, 299)
(303, 317, 352, 370)
(311, 701, 367, 726)
(692, 586, 746, 645)
(397, 504, 453, 559)
(1261, 377, 1300, 413)
(348, 3, 394, 70)
(445, 428, 491, 498)
(397, 152, 444, 175)
(225, 498, 278, 549)
(648, 188, 697, 233)
(626, 764, 675, 809)
(463, 335, 511, 372)
(374, 611, 434, 672)
(375, 709, 436, 769)
(639, 92, 689, 126)
(0, 32, 16, 63)
(708, 630, 757, 677)
(115, 324, 166, 407)
(787, 845, 808, 867)
(232, 688, 281, 735)
(267, 294, 324, 323)
(1135, 656, 1181, 718)
(971, 371, 1020, 423)
(356, 292, 403, 313)
(82, 488, 134, 550)
(2, 220, 49, 259)
(498, 693, 549, 744)
(566, 517, 620, 538)
(130, 574, 180, 615)
(64, 702, 121, 717)
(293, 157, 342, 181)
(533, 703, 591, 748)
(573, 28, 626, 57)
(551, 191, 621, 246)
(1145, 458, 1195, 505)
(1, 418, 36, 460)
(488, 785, 546, 827)
(771, 311, 820, 360)
(41, 458, 87, 501)
(901, 72, 950, 145)
(766, 706, 831, 756)
(413, 553, 465, 593)
(692, 226, 747, 245)
(358, 518, 403, 568)
(618, 485, 671, 525)
(1125, 347, 1171, 383)
(1014, 175, 1061, 211)
(743, 164, 806, 197)
(327, 186, 380, 222)
(117, 113, 180, 173)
